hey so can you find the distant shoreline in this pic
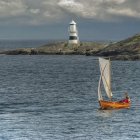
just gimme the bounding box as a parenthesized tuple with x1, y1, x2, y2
(1, 34, 140, 60)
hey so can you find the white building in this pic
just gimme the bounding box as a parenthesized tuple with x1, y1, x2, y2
(68, 20, 79, 44)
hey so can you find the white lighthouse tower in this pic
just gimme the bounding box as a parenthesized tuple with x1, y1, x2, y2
(68, 20, 79, 44)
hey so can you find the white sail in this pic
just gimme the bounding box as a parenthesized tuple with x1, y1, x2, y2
(98, 57, 113, 99)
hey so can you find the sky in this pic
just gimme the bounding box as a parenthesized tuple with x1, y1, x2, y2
(0, 0, 140, 41)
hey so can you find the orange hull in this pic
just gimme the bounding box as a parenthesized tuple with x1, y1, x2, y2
(99, 100, 130, 110)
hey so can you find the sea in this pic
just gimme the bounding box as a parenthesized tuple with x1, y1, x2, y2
(0, 40, 140, 140)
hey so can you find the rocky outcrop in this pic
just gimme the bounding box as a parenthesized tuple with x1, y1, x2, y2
(95, 34, 140, 60)
(1, 34, 140, 60)
(0, 41, 105, 55)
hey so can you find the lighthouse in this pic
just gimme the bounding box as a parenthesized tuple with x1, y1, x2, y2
(68, 20, 79, 44)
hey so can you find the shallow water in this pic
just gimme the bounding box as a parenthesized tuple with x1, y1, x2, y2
(0, 55, 139, 140)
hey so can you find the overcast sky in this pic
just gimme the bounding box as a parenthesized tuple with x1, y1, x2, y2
(0, 0, 140, 41)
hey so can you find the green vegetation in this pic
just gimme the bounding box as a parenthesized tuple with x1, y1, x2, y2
(1, 41, 105, 55)
(95, 34, 140, 60)
(1, 34, 140, 60)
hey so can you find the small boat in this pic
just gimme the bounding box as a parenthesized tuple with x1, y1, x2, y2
(98, 57, 131, 110)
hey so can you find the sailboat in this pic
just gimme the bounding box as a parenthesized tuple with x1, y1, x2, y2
(98, 57, 131, 110)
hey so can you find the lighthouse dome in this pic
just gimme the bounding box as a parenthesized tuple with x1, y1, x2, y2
(70, 20, 76, 25)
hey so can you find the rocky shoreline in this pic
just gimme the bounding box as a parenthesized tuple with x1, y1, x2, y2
(1, 34, 140, 60)
(0, 41, 106, 56)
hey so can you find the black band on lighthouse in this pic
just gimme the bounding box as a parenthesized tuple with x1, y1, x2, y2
(69, 36, 77, 40)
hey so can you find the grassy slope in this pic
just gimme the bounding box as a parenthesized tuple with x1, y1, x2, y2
(96, 34, 140, 60)
(36, 41, 105, 55)
(0, 41, 105, 55)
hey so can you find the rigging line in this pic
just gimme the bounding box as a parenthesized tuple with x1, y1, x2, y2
(98, 75, 102, 100)
(109, 57, 112, 92)
(111, 62, 117, 92)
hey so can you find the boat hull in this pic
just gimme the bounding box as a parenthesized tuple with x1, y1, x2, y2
(99, 100, 130, 110)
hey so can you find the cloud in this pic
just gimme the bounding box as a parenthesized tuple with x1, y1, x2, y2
(29, 9, 40, 14)
(0, 0, 27, 17)
(42, 0, 64, 19)
(105, 0, 126, 4)
(107, 8, 140, 18)
(0, 0, 140, 25)
(57, 0, 140, 21)
(58, 0, 97, 18)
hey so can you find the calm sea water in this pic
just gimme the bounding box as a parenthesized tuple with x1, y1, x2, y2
(0, 41, 139, 140)
(0, 40, 48, 50)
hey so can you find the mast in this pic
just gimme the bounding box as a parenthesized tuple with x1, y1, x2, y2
(109, 57, 113, 98)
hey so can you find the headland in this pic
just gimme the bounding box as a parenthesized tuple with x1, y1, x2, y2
(1, 34, 140, 60)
